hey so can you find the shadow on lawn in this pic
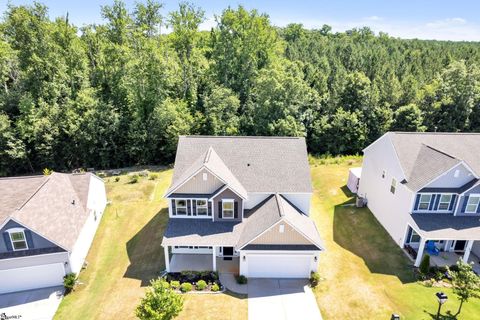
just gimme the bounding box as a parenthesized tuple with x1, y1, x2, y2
(424, 309, 457, 319)
(332, 186, 416, 284)
(124, 208, 169, 286)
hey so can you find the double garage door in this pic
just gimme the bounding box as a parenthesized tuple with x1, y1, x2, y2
(245, 253, 313, 278)
(0, 263, 65, 294)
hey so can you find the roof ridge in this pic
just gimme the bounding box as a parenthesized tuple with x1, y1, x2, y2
(422, 143, 457, 160)
(275, 193, 285, 217)
(17, 175, 51, 210)
(181, 135, 303, 140)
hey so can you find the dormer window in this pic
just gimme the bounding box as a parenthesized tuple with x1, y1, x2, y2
(466, 195, 480, 213)
(8, 229, 28, 251)
(438, 194, 452, 211)
(222, 199, 234, 219)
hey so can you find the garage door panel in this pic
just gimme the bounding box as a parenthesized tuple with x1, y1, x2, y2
(0, 263, 65, 294)
(247, 254, 312, 278)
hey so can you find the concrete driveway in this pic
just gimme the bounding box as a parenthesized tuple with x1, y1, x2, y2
(248, 279, 322, 320)
(0, 286, 64, 320)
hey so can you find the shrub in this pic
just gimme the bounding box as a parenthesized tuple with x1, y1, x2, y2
(136, 278, 183, 320)
(63, 273, 76, 292)
(128, 174, 139, 184)
(196, 280, 207, 291)
(236, 275, 247, 285)
(419, 254, 430, 275)
(114, 177, 120, 182)
(310, 271, 321, 287)
(170, 281, 180, 289)
(148, 173, 158, 180)
(211, 283, 220, 292)
(180, 282, 193, 293)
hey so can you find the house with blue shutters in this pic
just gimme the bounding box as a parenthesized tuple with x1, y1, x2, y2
(358, 132, 480, 272)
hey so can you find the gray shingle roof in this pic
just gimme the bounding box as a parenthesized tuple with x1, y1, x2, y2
(169, 136, 312, 194)
(388, 132, 480, 191)
(410, 214, 480, 240)
(162, 194, 324, 250)
(0, 172, 95, 250)
(162, 219, 245, 246)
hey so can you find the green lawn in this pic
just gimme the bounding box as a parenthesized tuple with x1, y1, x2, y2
(55, 160, 480, 320)
(311, 157, 480, 319)
(54, 170, 247, 320)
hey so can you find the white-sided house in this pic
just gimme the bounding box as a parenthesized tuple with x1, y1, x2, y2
(0, 172, 107, 294)
(358, 132, 480, 272)
(161, 136, 324, 278)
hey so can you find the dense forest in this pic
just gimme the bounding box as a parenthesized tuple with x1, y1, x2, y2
(1, 1, 480, 175)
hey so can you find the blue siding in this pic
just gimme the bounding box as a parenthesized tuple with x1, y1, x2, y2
(0, 220, 60, 254)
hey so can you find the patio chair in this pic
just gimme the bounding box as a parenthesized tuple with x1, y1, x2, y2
(425, 241, 440, 256)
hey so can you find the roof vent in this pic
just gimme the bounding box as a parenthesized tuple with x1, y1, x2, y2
(247, 163, 250, 167)
(72, 200, 75, 205)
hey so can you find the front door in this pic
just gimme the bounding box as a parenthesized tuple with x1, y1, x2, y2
(454, 240, 467, 252)
(223, 247, 234, 260)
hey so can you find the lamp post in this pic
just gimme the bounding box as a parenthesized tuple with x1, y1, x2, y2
(435, 292, 448, 320)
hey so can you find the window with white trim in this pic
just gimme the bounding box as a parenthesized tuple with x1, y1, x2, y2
(390, 178, 397, 194)
(466, 195, 480, 213)
(409, 229, 421, 243)
(196, 199, 207, 215)
(438, 194, 452, 211)
(175, 199, 187, 215)
(418, 194, 432, 210)
(9, 230, 28, 251)
(222, 199, 234, 218)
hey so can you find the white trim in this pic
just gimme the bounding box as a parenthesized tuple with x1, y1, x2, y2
(0, 251, 67, 262)
(209, 183, 247, 200)
(174, 199, 188, 216)
(0, 217, 69, 252)
(222, 199, 235, 219)
(464, 193, 480, 214)
(195, 199, 208, 216)
(6, 228, 28, 251)
(240, 250, 320, 254)
(165, 166, 247, 199)
(414, 162, 475, 193)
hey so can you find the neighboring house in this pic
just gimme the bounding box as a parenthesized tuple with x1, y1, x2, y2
(162, 136, 324, 278)
(358, 132, 480, 269)
(0, 172, 107, 294)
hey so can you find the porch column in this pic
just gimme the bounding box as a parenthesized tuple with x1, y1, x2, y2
(415, 237, 427, 267)
(164, 245, 170, 272)
(212, 246, 217, 272)
(463, 240, 474, 263)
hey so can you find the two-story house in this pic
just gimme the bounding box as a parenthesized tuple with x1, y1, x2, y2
(358, 132, 480, 271)
(161, 136, 324, 278)
(0, 172, 107, 294)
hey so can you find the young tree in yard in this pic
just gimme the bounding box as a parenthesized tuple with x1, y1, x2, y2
(447, 260, 480, 316)
(136, 278, 183, 320)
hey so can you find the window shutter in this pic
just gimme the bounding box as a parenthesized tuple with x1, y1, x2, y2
(461, 195, 469, 213)
(428, 195, 436, 211)
(172, 199, 176, 215)
(414, 194, 421, 211)
(187, 200, 192, 216)
(449, 195, 457, 211)
(218, 201, 223, 218)
(434, 194, 441, 210)
(3, 232, 13, 251)
(24, 230, 34, 249)
(234, 201, 238, 219)
(207, 201, 212, 216)
(192, 200, 197, 216)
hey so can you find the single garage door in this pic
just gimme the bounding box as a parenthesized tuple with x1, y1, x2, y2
(0, 263, 65, 294)
(247, 254, 312, 278)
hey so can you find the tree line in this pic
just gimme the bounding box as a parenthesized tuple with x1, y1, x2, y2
(1, 1, 480, 175)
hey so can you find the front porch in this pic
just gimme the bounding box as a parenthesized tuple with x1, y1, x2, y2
(429, 251, 480, 274)
(168, 254, 240, 273)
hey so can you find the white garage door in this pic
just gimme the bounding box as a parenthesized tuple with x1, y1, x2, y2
(0, 263, 65, 294)
(247, 254, 312, 278)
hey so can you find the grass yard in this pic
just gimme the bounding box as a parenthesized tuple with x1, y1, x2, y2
(55, 159, 480, 320)
(54, 170, 247, 320)
(311, 157, 480, 319)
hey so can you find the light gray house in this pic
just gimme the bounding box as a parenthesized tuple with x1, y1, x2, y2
(358, 132, 480, 271)
(0, 172, 107, 294)
(162, 136, 324, 278)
